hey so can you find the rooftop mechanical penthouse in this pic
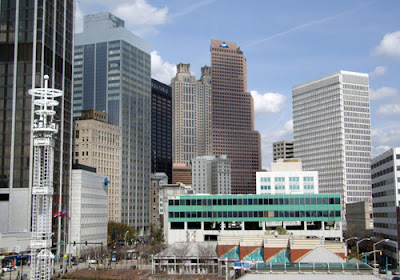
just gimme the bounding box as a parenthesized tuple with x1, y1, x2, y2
(165, 194, 342, 244)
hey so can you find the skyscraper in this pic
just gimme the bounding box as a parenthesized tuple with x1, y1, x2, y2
(0, 0, 73, 252)
(292, 71, 372, 204)
(171, 63, 212, 166)
(210, 40, 261, 194)
(73, 12, 151, 234)
(151, 79, 172, 183)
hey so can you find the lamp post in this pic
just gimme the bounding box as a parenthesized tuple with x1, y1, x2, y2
(386, 239, 399, 270)
(357, 238, 371, 258)
(345, 237, 358, 258)
(374, 239, 389, 269)
(124, 231, 129, 247)
(60, 229, 69, 273)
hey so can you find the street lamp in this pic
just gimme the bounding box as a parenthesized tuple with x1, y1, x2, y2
(124, 231, 129, 247)
(345, 237, 358, 257)
(356, 238, 371, 258)
(386, 239, 399, 270)
(373, 239, 389, 269)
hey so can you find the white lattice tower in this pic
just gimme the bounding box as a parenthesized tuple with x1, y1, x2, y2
(29, 75, 63, 280)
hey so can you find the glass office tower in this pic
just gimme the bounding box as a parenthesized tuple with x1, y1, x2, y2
(151, 79, 172, 183)
(73, 12, 151, 234)
(0, 0, 73, 250)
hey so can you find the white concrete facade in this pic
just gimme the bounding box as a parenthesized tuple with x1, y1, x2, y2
(372, 147, 400, 265)
(256, 171, 318, 195)
(70, 169, 108, 256)
(292, 70, 372, 204)
(192, 155, 232, 194)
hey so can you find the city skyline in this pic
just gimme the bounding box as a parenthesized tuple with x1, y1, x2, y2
(75, 0, 400, 169)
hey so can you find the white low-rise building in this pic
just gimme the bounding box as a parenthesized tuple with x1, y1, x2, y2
(256, 159, 318, 194)
(70, 165, 108, 256)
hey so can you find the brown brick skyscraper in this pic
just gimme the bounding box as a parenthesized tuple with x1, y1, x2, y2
(210, 39, 261, 194)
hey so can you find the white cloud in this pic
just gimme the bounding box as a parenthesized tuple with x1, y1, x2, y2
(75, 0, 168, 35)
(260, 120, 293, 169)
(369, 66, 387, 79)
(370, 86, 398, 100)
(371, 123, 400, 157)
(151, 51, 176, 84)
(75, 5, 84, 33)
(112, 0, 168, 28)
(373, 30, 400, 59)
(250, 90, 286, 117)
(377, 104, 400, 116)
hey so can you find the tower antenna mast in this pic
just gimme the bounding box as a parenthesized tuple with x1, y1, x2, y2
(29, 75, 63, 279)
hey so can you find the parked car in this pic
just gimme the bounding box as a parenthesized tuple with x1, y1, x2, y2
(392, 277, 400, 280)
(1, 266, 16, 273)
(88, 260, 98, 264)
(379, 267, 387, 274)
(392, 269, 400, 275)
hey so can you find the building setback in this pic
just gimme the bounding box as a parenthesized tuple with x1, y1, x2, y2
(151, 79, 173, 183)
(210, 40, 261, 194)
(73, 12, 151, 234)
(292, 71, 372, 204)
(171, 63, 212, 166)
(372, 147, 400, 267)
(0, 0, 73, 255)
(73, 110, 121, 222)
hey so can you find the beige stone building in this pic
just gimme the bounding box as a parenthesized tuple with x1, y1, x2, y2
(73, 110, 122, 222)
(171, 63, 212, 166)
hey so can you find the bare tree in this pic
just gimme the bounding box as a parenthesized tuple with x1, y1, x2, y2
(197, 243, 216, 259)
(171, 243, 191, 258)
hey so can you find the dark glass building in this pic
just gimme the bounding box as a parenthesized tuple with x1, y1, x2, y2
(151, 79, 172, 183)
(73, 12, 151, 234)
(0, 0, 73, 253)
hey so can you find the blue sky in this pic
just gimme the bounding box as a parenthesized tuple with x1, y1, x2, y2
(76, 0, 400, 169)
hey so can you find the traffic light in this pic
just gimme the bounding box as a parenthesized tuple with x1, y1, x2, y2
(380, 251, 382, 256)
(85, 241, 88, 246)
(73, 241, 76, 246)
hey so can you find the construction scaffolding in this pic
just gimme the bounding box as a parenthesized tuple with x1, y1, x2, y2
(29, 75, 63, 280)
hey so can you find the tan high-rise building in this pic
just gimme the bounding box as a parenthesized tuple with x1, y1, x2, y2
(73, 110, 122, 222)
(171, 63, 212, 166)
(210, 39, 261, 194)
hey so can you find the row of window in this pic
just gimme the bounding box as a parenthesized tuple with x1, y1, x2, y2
(168, 210, 341, 219)
(372, 154, 396, 169)
(261, 177, 314, 182)
(168, 196, 340, 206)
